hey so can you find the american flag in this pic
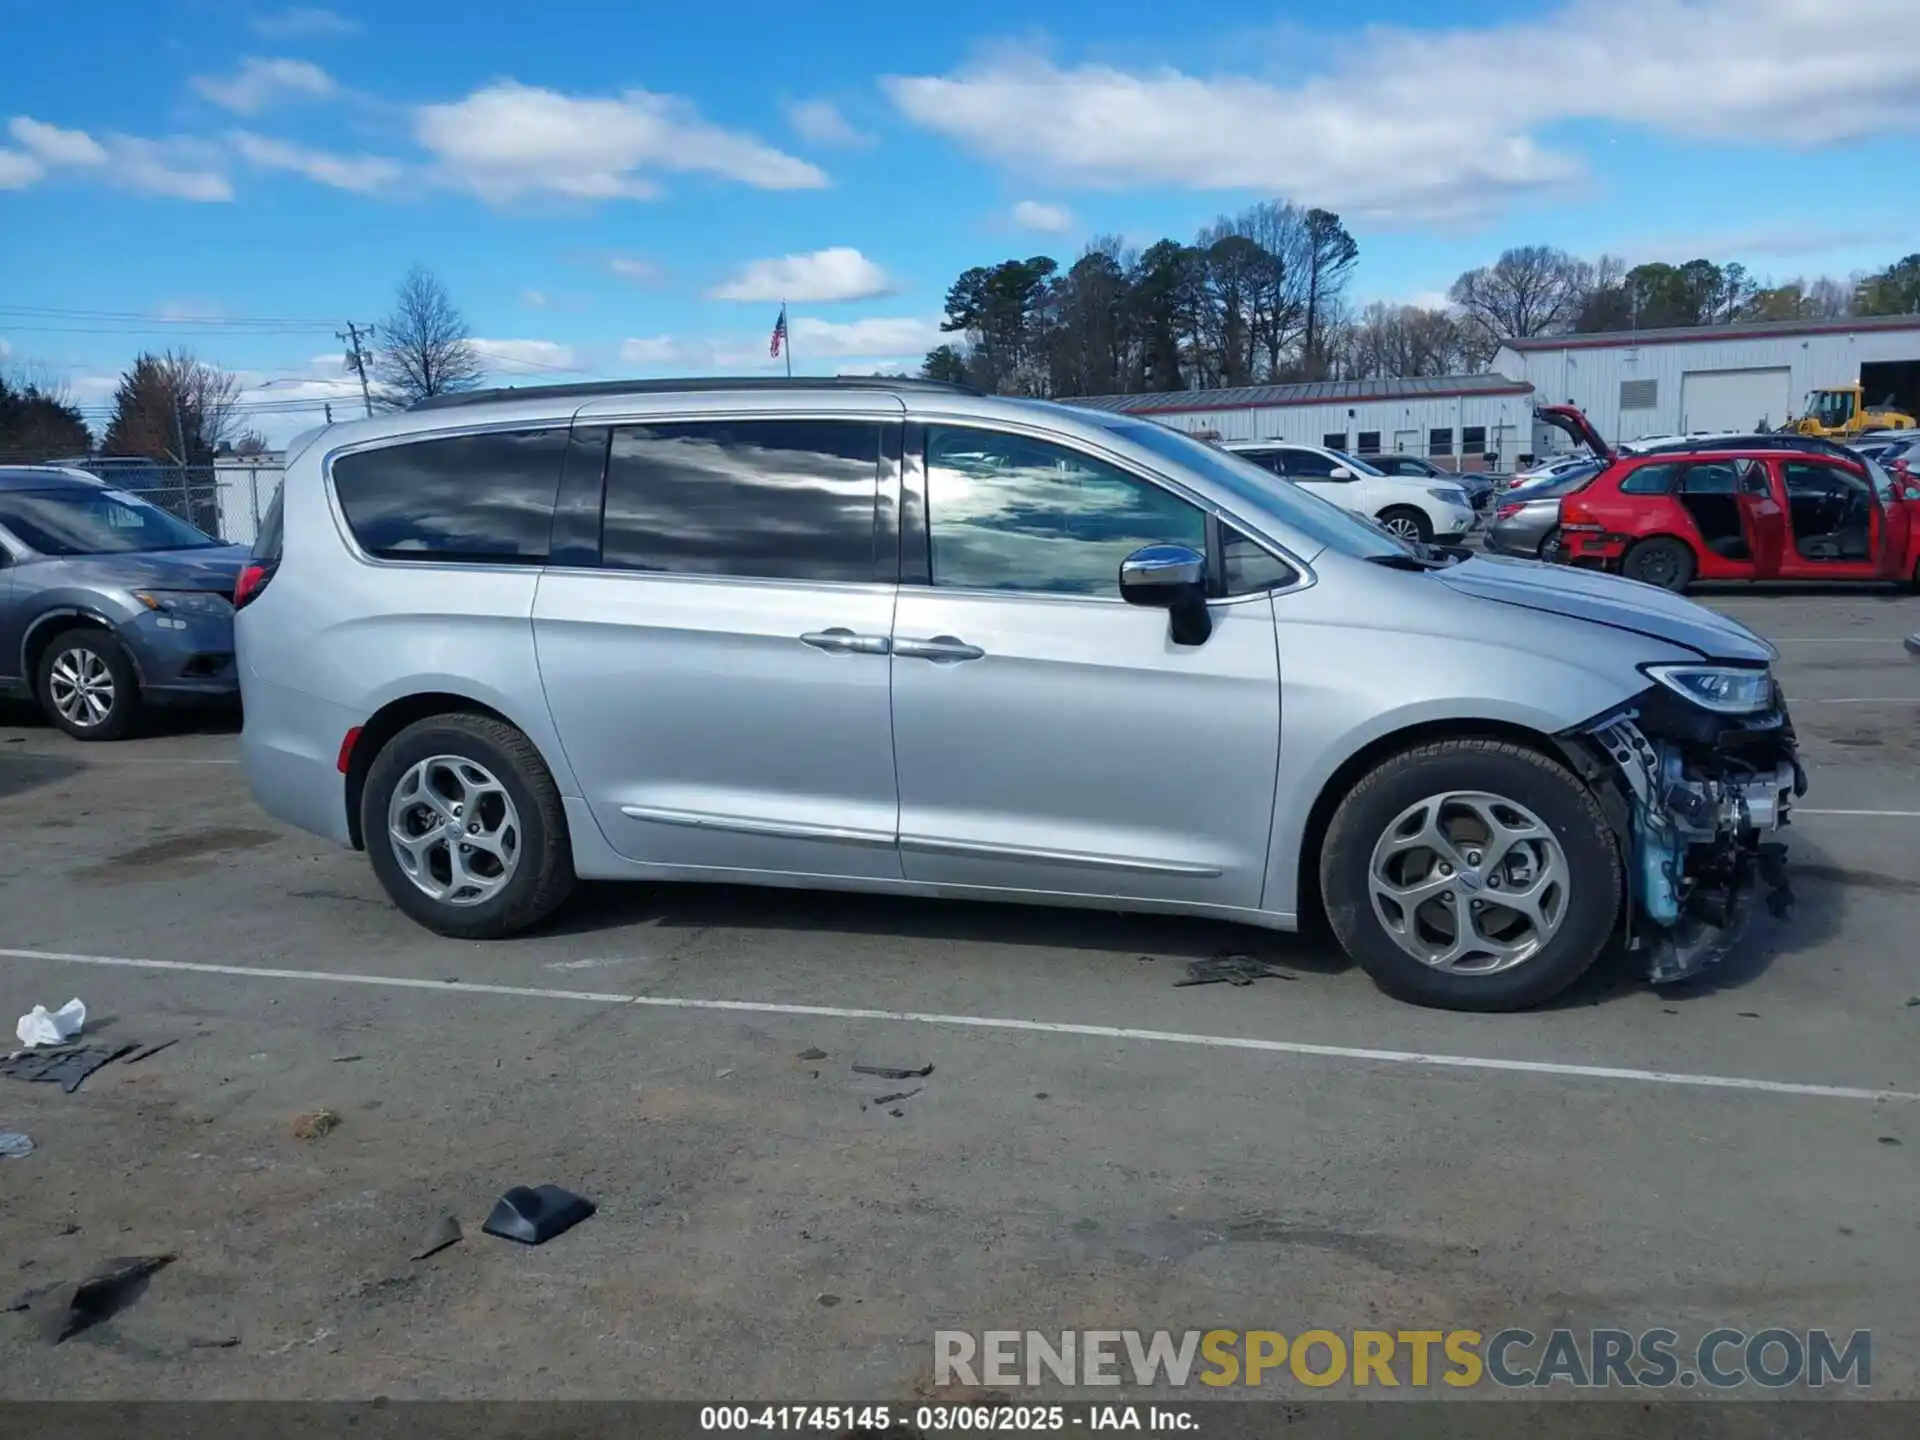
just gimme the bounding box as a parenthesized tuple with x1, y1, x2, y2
(769, 304, 788, 358)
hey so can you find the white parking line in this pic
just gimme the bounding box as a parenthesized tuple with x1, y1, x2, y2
(1, 945, 1913, 1105)
(1798, 808, 1920, 819)
(1788, 697, 1920, 705)
(1771, 637, 1916, 644)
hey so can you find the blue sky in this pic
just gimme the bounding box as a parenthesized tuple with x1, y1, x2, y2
(3, 0, 1917, 441)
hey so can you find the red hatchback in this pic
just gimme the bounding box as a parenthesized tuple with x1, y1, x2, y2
(1535, 406, 1920, 592)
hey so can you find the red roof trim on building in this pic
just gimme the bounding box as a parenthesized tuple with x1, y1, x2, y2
(1504, 316, 1920, 353)
(1123, 381, 1536, 415)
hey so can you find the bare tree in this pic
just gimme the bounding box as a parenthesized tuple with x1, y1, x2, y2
(374, 265, 484, 407)
(1450, 246, 1590, 354)
(100, 350, 242, 462)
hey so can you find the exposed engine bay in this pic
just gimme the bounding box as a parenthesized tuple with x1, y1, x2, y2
(1566, 684, 1805, 984)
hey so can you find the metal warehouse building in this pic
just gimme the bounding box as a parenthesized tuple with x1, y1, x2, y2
(1065, 374, 1536, 471)
(1493, 314, 1920, 452)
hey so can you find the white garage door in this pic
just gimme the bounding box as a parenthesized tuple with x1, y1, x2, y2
(1681, 367, 1794, 433)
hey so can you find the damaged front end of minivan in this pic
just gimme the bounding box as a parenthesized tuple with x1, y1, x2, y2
(1559, 666, 1806, 985)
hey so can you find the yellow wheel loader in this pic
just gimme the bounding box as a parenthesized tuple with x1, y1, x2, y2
(1787, 384, 1917, 439)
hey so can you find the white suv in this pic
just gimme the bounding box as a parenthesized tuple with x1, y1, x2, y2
(1221, 442, 1476, 544)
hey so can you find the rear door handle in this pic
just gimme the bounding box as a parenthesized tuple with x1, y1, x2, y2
(894, 634, 986, 663)
(800, 627, 890, 655)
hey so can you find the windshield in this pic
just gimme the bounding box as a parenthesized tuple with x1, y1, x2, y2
(0, 487, 220, 556)
(1103, 418, 1415, 560)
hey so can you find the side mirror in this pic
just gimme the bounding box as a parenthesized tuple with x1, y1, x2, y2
(1328, 466, 1353, 480)
(1118, 543, 1212, 646)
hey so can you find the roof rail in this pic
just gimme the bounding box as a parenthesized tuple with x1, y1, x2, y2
(408, 375, 981, 412)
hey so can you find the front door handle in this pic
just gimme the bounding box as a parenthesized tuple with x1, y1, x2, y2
(800, 627, 890, 655)
(894, 634, 986, 663)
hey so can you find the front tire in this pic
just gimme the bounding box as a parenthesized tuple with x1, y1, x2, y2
(1320, 738, 1621, 1011)
(1376, 506, 1432, 545)
(37, 628, 143, 741)
(361, 713, 577, 939)
(1622, 536, 1696, 591)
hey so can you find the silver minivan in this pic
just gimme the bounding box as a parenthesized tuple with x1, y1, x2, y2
(236, 378, 1804, 1011)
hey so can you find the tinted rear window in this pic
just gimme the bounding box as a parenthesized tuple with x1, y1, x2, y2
(331, 428, 569, 562)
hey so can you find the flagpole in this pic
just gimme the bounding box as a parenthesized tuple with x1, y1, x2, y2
(783, 300, 792, 378)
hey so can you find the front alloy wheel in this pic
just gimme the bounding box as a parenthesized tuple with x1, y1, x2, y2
(1368, 791, 1571, 974)
(36, 628, 143, 741)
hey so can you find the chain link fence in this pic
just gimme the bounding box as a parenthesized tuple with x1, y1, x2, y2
(53, 458, 283, 548)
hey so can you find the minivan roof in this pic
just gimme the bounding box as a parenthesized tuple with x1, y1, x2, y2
(0, 465, 105, 492)
(410, 375, 982, 412)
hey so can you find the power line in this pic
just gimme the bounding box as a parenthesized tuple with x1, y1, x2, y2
(337, 322, 377, 417)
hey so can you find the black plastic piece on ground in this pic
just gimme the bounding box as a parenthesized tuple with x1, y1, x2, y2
(851, 1062, 933, 1080)
(412, 1213, 463, 1260)
(55, 1254, 175, 1342)
(0, 1043, 139, 1094)
(481, 1185, 595, 1245)
(1176, 955, 1290, 988)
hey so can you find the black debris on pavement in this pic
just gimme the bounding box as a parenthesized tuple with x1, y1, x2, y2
(888, 1109, 904, 1118)
(121, 1039, 179, 1066)
(1737, 1012, 1760, 1019)
(330, 1054, 364, 1064)
(1175, 954, 1291, 988)
(481, 1185, 595, 1245)
(190, 1336, 240, 1349)
(816, 1293, 842, 1307)
(0, 1043, 140, 1094)
(47, 1254, 175, 1343)
(1906, 997, 1920, 1008)
(851, 1062, 933, 1080)
(411, 1213, 463, 1261)
(871, 1088, 922, 1106)
(1879, 1137, 1902, 1146)
(796, 1047, 828, 1061)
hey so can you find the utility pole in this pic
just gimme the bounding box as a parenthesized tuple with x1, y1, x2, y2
(337, 322, 376, 416)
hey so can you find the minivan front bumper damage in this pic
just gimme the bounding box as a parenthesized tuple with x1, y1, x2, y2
(1570, 686, 1805, 985)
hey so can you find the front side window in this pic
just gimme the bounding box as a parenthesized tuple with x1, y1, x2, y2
(1221, 524, 1298, 596)
(333, 428, 569, 563)
(601, 419, 882, 582)
(0, 487, 218, 556)
(924, 426, 1204, 596)
(1680, 462, 1739, 496)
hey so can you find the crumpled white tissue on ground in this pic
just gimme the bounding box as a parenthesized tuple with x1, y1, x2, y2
(14, 998, 86, 1049)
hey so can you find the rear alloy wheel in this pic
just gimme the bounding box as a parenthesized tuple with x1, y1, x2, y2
(1321, 738, 1621, 1011)
(1621, 536, 1696, 592)
(361, 713, 576, 939)
(37, 628, 143, 742)
(1376, 506, 1433, 545)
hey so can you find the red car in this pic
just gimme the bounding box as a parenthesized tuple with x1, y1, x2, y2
(1535, 405, 1920, 591)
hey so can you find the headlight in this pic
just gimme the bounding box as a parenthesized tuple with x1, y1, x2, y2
(1426, 487, 1469, 505)
(133, 589, 234, 618)
(1643, 663, 1773, 714)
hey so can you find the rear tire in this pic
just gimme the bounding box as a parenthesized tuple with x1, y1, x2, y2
(1376, 506, 1432, 545)
(37, 628, 143, 742)
(361, 712, 576, 939)
(1320, 738, 1621, 1012)
(1621, 536, 1696, 591)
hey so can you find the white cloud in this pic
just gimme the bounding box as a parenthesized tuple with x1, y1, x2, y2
(789, 315, 944, 358)
(607, 256, 661, 282)
(414, 81, 827, 204)
(1613, 224, 1915, 266)
(0, 150, 43, 189)
(521, 290, 549, 309)
(106, 137, 233, 201)
(0, 338, 10, 359)
(192, 57, 337, 116)
(252, 7, 360, 39)
(1010, 199, 1074, 234)
(5, 117, 231, 200)
(232, 130, 400, 191)
(10, 117, 107, 167)
(883, 0, 1920, 223)
(619, 336, 685, 365)
(469, 338, 579, 375)
(785, 98, 874, 148)
(709, 246, 896, 303)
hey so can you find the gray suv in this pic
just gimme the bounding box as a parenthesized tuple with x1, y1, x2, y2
(236, 379, 1804, 1011)
(0, 466, 246, 739)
